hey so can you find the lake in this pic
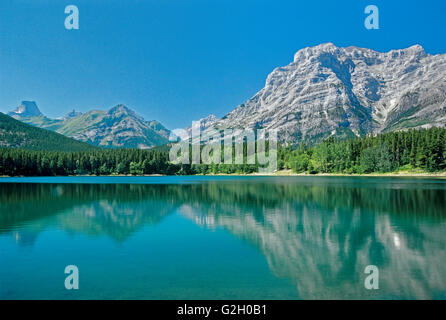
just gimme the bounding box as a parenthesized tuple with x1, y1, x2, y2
(0, 176, 445, 299)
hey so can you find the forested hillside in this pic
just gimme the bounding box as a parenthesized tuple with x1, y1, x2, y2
(0, 112, 97, 152)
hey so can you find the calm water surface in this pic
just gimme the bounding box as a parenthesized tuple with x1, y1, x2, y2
(0, 176, 445, 299)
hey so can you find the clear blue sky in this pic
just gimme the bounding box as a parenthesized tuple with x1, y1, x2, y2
(0, 0, 445, 129)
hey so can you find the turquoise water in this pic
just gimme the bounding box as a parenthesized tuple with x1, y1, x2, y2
(0, 176, 446, 299)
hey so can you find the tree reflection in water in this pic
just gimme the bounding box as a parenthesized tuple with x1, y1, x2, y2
(1, 177, 445, 299)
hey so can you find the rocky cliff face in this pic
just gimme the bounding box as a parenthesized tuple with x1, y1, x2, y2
(211, 43, 446, 142)
(185, 114, 218, 136)
(8, 101, 42, 118)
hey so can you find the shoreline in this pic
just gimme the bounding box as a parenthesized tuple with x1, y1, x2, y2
(273, 170, 446, 178)
(1, 171, 446, 178)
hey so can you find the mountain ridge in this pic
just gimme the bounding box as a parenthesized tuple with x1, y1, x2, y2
(7, 44, 446, 147)
(8, 103, 170, 149)
(209, 43, 446, 143)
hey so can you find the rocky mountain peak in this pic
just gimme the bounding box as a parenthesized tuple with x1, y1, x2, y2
(293, 42, 339, 62)
(63, 109, 82, 120)
(108, 104, 130, 114)
(210, 43, 446, 143)
(107, 104, 144, 121)
(8, 101, 42, 117)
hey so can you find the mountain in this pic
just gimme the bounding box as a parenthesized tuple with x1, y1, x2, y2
(0, 112, 97, 152)
(210, 43, 446, 143)
(9, 103, 170, 149)
(61, 109, 83, 120)
(184, 114, 218, 138)
(56, 104, 170, 149)
(8, 101, 42, 117)
(194, 114, 218, 131)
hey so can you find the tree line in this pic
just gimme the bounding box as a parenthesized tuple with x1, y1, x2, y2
(0, 127, 445, 176)
(281, 127, 446, 174)
(0, 149, 176, 176)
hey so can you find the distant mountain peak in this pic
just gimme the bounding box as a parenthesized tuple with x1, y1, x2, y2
(108, 104, 130, 113)
(62, 109, 82, 120)
(107, 104, 145, 122)
(8, 101, 42, 117)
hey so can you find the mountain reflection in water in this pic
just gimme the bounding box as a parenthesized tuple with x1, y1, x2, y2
(1, 177, 445, 299)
